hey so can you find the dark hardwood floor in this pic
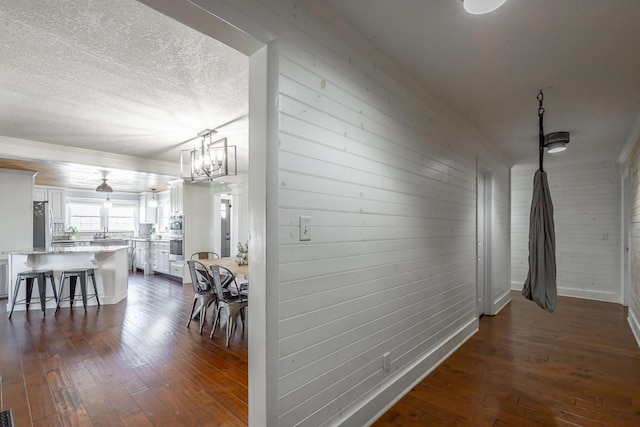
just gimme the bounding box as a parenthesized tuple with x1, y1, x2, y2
(374, 292, 640, 427)
(2, 275, 640, 426)
(0, 271, 248, 426)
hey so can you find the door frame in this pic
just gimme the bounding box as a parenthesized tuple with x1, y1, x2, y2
(477, 166, 493, 316)
(622, 167, 631, 306)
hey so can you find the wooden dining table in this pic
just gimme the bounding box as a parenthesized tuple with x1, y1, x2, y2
(199, 257, 248, 277)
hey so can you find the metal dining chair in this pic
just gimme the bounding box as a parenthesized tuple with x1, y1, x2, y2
(209, 264, 248, 346)
(186, 260, 217, 334)
(190, 252, 220, 260)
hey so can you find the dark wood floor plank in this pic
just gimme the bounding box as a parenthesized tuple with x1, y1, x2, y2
(4, 275, 639, 426)
(51, 386, 93, 427)
(373, 291, 640, 426)
(0, 271, 248, 426)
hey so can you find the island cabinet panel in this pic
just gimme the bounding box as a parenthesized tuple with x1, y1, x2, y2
(7, 245, 129, 311)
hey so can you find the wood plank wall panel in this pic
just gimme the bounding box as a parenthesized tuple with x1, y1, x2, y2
(276, 40, 482, 425)
(511, 162, 621, 303)
(625, 141, 640, 344)
(219, 0, 513, 424)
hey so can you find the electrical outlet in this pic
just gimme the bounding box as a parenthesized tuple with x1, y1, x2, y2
(383, 352, 390, 377)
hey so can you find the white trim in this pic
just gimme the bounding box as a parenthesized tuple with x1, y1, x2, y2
(247, 42, 275, 426)
(628, 309, 640, 349)
(492, 290, 512, 315)
(511, 281, 622, 304)
(621, 168, 631, 306)
(618, 110, 640, 165)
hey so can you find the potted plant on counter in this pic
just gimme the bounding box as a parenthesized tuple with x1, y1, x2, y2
(68, 226, 78, 240)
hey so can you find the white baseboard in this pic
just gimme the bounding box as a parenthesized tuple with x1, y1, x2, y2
(510, 281, 622, 304)
(334, 318, 478, 426)
(491, 290, 511, 315)
(629, 309, 640, 349)
(557, 287, 623, 304)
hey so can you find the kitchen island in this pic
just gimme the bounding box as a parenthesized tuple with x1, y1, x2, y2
(7, 245, 130, 312)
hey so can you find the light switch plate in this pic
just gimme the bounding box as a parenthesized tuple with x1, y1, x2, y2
(299, 216, 311, 241)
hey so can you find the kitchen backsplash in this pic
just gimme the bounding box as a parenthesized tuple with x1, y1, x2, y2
(53, 222, 66, 237)
(139, 223, 154, 238)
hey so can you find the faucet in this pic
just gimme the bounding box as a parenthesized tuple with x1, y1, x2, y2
(103, 227, 108, 239)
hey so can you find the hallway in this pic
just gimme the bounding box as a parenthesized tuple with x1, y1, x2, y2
(374, 291, 640, 426)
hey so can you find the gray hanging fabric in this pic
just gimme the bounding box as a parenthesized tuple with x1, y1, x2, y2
(522, 169, 557, 312)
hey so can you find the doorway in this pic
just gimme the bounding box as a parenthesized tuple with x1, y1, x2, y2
(477, 170, 492, 316)
(220, 198, 232, 257)
(623, 169, 630, 306)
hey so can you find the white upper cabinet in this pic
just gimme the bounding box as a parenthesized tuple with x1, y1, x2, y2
(169, 181, 183, 214)
(139, 193, 158, 224)
(34, 186, 66, 223)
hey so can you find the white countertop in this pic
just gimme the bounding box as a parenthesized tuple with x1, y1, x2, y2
(53, 238, 132, 243)
(9, 245, 130, 255)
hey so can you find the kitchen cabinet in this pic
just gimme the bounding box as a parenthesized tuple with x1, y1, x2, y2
(151, 241, 170, 274)
(158, 243, 170, 273)
(150, 241, 158, 271)
(34, 186, 66, 223)
(169, 181, 183, 214)
(170, 260, 184, 279)
(139, 193, 158, 224)
(134, 240, 151, 275)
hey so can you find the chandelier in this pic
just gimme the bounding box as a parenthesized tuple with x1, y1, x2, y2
(180, 129, 236, 183)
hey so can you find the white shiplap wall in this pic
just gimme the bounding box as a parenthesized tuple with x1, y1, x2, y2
(272, 12, 515, 427)
(277, 43, 479, 425)
(511, 162, 621, 303)
(173, 0, 513, 425)
(623, 141, 640, 346)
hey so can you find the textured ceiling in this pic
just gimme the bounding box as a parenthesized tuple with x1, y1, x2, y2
(318, 0, 640, 167)
(0, 0, 248, 191)
(2, 0, 639, 193)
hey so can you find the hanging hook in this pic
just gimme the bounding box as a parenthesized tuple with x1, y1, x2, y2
(538, 90, 545, 171)
(537, 90, 545, 117)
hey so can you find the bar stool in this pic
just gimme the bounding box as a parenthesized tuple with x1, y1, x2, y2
(55, 268, 100, 313)
(9, 269, 57, 318)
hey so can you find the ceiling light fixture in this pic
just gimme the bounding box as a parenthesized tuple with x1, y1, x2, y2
(180, 129, 237, 183)
(148, 188, 158, 208)
(544, 131, 570, 153)
(463, 0, 508, 15)
(103, 194, 112, 209)
(96, 178, 113, 193)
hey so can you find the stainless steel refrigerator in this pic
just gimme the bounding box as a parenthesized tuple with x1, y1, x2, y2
(33, 201, 53, 248)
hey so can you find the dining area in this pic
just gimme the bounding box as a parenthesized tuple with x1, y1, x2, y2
(186, 252, 249, 347)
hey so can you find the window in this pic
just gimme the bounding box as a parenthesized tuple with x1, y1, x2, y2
(68, 203, 101, 231)
(108, 205, 136, 232)
(67, 199, 137, 233)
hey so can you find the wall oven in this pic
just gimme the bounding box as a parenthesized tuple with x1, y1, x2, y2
(169, 237, 183, 261)
(170, 215, 183, 232)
